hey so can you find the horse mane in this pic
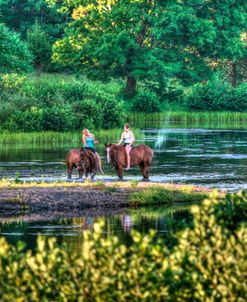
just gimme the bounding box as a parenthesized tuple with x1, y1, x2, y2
(111, 144, 139, 150)
(111, 144, 125, 151)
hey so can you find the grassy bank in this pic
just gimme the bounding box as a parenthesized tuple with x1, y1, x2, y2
(0, 128, 143, 144)
(0, 179, 212, 207)
(128, 111, 247, 129)
(129, 187, 208, 206)
(1, 110, 247, 144)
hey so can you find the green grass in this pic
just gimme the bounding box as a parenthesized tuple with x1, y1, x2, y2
(0, 128, 144, 144)
(129, 187, 208, 206)
(26, 72, 123, 95)
(128, 111, 247, 129)
(129, 204, 191, 220)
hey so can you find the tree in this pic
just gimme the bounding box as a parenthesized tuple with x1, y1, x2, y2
(49, 0, 167, 96)
(27, 22, 52, 71)
(49, 0, 246, 94)
(0, 23, 33, 73)
(0, 0, 68, 41)
(157, 0, 247, 87)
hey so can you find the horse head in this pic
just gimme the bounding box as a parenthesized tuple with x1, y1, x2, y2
(104, 143, 113, 164)
(76, 147, 87, 171)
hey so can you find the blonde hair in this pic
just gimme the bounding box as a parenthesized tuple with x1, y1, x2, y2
(82, 129, 90, 136)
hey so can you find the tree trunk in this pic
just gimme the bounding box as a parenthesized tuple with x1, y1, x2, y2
(125, 76, 137, 98)
(231, 61, 237, 88)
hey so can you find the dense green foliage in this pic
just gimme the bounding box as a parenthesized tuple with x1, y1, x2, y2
(0, 192, 246, 301)
(0, 0, 68, 72)
(0, 0, 246, 117)
(0, 74, 125, 130)
(0, 23, 33, 73)
(0, 0, 67, 40)
(48, 0, 247, 94)
(27, 23, 52, 71)
(130, 90, 161, 113)
(186, 79, 247, 111)
(1, 73, 247, 133)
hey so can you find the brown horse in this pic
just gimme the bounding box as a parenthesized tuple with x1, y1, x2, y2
(66, 148, 103, 180)
(105, 144, 153, 180)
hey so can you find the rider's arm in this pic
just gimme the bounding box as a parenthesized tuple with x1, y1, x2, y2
(82, 134, 88, 147)
(130, 131, 135, 145)
(118, 133, 124, 145)
(92, 134, 98, 144)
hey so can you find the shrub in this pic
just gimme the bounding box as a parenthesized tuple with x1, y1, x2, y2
(73, 99, 103, 129)
(22, 79, 65, 106)
(0, 192, 246, 301)
(100, 94, 125, 129)
(131, 90, 161, 113)
(0, 73, 26, 91)
(186, 79, 247, 111)
(169, 192, 247, 301)
(4, 108, 43, 131)
(27, 22, 52, 72)
(62, 81, 86, 102)
(0, 23, 33, 73)
(90, 90, 125, 129)
(42, 105, 76, 131)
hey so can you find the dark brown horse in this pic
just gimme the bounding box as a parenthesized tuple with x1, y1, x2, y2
(105, 144, 153, 180)
(66, 148, 103, 180)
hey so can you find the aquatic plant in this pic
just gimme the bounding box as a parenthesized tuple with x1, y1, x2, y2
(0, 129, 144, 144)
(128, 111, 247, 129)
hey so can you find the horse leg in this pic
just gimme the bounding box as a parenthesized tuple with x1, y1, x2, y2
(67, 164, 73, 180)
(90, 171, 96, 181)
(139, 162, 145, 178)
(78, 170, 83, 180)
(142, 163, 150, 181)
(116, 166, 124, 180)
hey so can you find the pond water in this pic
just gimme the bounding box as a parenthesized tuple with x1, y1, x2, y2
(1, 126, 247, 192)
(1, 124, 247, 248)
(0, 205, 190, 250)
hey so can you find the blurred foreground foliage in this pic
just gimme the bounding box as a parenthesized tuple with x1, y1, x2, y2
(0, 192, 246, 301)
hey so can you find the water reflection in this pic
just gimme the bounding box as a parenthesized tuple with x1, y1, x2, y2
(122, 215, 133, 233)
(0, 205, 191, 250)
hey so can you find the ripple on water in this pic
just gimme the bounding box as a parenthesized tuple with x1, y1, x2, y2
(180, 154, 247, 159)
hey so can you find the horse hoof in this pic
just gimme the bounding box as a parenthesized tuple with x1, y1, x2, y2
(142, 178, 150, 182)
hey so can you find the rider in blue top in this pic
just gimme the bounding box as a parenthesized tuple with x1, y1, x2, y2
(82, 129, 98, 153)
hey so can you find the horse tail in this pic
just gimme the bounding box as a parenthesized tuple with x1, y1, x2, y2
(96, 152, 104, 175)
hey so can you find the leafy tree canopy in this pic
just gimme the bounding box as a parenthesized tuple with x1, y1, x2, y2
(27, 22, 52, 71)
(48, 0, 246, 93)
(0, 0, 67, 40)
(0, 23, 33, 73)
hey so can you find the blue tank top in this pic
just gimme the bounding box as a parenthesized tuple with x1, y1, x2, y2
(83, 134, 94, 149)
